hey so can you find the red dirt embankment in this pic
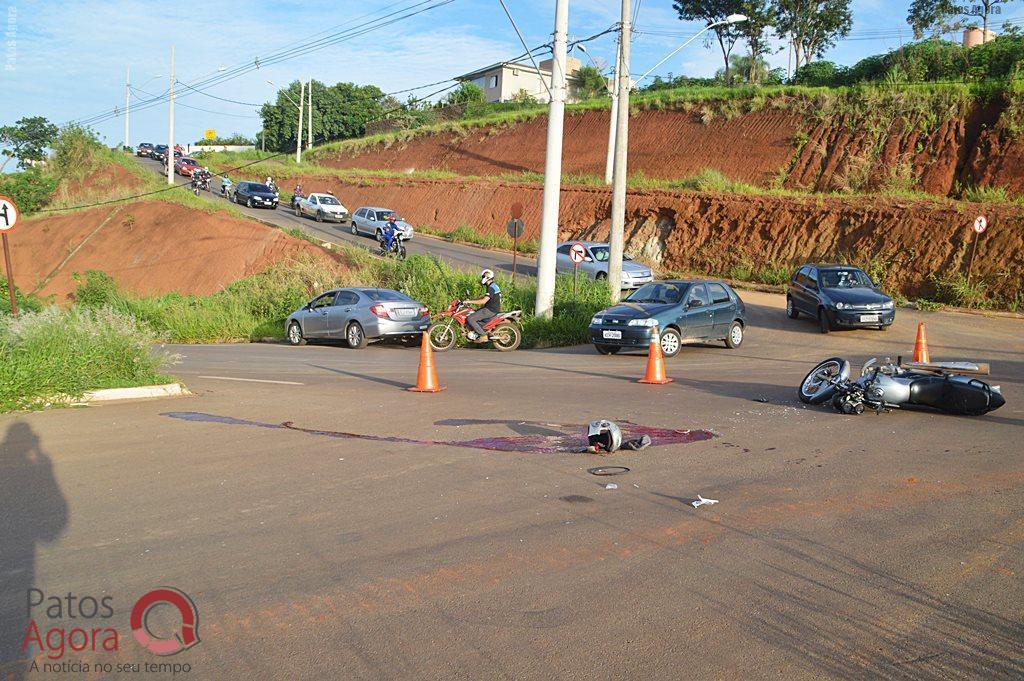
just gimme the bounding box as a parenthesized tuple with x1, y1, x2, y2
(281, 173, 1024, 301)
(14, 201, 340, 302)
(322, 109, 805, 187)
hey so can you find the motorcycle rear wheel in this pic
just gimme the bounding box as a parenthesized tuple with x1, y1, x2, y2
(428, 321, 459, 352)
(799, 357, 849, 404)
(490, 322, 522, 352)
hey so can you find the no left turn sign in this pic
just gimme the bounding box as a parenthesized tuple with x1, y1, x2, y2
(973, 215, 987, 234)
(0, 195, 19, 233)
(569, 242, 587, 265)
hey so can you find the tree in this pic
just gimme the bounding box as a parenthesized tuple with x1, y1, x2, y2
(736, 0, 777, 83)
(0, 116, 59, 172)
(443, 82, 486, 106)
(673, 0, 746, 82)
(715, 53, 776, 84)
(574, 65, 609, 99)
(259, 80, 385, 152)
(775, 0, 853, 70)
(908, 0, 1016, 39)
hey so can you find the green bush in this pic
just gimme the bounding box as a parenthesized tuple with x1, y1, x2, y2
(0, 168, 59, 214)
(930, 273, 990, 308)
(0, 281, 44, 315)
(0, 306, 175, 411)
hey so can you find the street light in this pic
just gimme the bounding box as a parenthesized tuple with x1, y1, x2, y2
(633, 14, 747, 86)
(266, 80, 299, 109)
(266, 79, 305, 163)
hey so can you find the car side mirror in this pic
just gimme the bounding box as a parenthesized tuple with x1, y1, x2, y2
(584, 257, 593, 262)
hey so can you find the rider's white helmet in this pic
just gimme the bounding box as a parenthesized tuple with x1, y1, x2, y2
(480, 269, 495, 285)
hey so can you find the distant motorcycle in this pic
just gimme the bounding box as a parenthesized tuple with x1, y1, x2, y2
(377, 233, 407, 261)
(798, 356, 1005, 415)
(427, 299, 523, 352)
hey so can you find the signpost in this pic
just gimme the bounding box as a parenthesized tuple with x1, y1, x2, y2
(968, 215, 987, 283)
(508, 202, 526, 283)
(569, 242, 587, 304)
(0, 195, 20, 317)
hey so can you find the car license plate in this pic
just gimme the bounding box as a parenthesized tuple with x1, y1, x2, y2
(602, 330, 622, 340)
(396, 308, 416, 317)
(859, 314, 880, 323)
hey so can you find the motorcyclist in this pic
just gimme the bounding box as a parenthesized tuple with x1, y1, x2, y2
(292, 183, 304, 209)
(465, 269, 501, 343)
(265, 176, 277, 193)
(221, 174, 231, 195)
(381, 215, 399, 254)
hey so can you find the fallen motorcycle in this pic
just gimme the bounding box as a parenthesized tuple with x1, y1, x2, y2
(428, 299, 523, 352)
(798, 356, 1005, 416)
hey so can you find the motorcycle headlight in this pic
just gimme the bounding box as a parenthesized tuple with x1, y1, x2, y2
(590, 316, 604, 326)
(628, 318, 658, 327)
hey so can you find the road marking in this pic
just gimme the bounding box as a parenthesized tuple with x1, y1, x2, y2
(198, 375, 304, 385)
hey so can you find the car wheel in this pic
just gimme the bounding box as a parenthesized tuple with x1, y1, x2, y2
(346, 322, 367, 349)
(595, 272, 608, 281)
(594, 344, 620, 355)
(316, 210, 324, 223)
(294, 206, 301, 217)
(659, 327, 682, 358)
(725, 321, 744, 349)
(351, 222, 358, 235)
(786, 296, 799, 319)
(287, 322, 306, 346)
(818, 307, 832, 334)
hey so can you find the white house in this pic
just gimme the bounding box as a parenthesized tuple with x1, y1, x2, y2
(456, 56, 585, 104)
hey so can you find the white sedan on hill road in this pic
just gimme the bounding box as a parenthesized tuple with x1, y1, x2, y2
(294, 193, 350, 224)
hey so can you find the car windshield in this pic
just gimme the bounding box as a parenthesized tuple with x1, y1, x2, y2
(820, 269, 872, 289)
(626, 283, 685, 305)
(376, 211, 400, 221)
(586, 246, 633, 262)
(251, 184, 273, 193)
(318, 196, 340, 205)
(182, 159, 196, 165)
(364, 289, 410, 302)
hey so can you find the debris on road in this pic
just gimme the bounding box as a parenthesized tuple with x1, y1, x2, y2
(691, 495, 719, 508)
(605, 483, 619, 490)
(587, 466, 630, 476)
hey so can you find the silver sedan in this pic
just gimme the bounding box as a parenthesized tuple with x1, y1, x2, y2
(286, 288, 430, 349)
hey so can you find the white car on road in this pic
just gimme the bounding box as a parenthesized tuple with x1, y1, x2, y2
(294, 193, 350, 224)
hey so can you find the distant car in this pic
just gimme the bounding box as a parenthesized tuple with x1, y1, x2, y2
(589, 280, 746, 357)
(286, 288, 430, 349)
(175, 157, 199, 176)
(295, 193, 350, 223)
(152, 144, 169, 162)
(556, 241, 653, 290)
(233, 181, 279, 209)
(351, 207, 414, 241)
(787, 264, 895, 334)
(137, 142, 154, 157)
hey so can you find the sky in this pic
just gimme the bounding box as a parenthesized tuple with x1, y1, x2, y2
(0, 0, 1009, 148)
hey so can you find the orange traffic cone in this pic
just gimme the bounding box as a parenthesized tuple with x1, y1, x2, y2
(408, 332, 446, 393)
(638, 324, 673, 385)
(912, 321, 930, 364)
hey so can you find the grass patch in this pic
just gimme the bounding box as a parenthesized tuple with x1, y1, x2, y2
(0, 306, 175, 412)
(418, 224, 539, 255)
(930, 273, 992, 308)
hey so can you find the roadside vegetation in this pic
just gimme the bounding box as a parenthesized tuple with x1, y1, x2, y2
(0, 306, 175, 412)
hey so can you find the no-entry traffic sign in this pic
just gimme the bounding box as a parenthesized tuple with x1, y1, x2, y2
(973, 215, 988, 234)
(0, 195, 19, 233)
(569, 242, 587, 265)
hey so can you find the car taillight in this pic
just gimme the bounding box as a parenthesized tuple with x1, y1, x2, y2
(370, 304, 390, 319)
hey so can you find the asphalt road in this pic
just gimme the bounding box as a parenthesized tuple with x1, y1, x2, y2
(136, 156, 538, 277)
(2, 291, 1022, 679)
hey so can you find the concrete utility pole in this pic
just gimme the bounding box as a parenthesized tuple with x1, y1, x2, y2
(533, 0, 569, 320)
(167, 47, 175, 186)
(307, 78, 313, 150)
(123, 65, 130, 152)
(296, 80, 305, 164)
(607, 0, 631, 301)
(605, 40, 621, 185)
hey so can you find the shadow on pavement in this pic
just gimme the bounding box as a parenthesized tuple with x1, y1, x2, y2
(0, 422, 68, 681)
(308, 363, 410, 389)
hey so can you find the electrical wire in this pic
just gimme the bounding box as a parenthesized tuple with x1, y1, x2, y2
(497, 0, 552, 98)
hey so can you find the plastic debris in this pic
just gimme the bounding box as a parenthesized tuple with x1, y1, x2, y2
(691, 495, 719, 508)
(605, 483, 619, 490)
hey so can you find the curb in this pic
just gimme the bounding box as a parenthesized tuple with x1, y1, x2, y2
(81, 383, 190, 403)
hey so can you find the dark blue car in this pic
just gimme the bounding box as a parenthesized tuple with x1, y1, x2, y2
(589, 280, 747, 357)
(786, 264, 895, 333)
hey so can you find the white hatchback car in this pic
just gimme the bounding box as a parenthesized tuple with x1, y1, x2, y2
(294, 193, 350, 224)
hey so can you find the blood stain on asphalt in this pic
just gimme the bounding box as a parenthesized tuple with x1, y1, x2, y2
(162, 412, 714, 454)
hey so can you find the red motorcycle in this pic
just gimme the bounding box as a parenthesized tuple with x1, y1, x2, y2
(428, 299, 523, 352)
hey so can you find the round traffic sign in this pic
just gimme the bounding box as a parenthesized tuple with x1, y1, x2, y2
(973, 215, 987, 234)
(569, 242, 587, 265)
(0, 195, 19, 233)
(510, 202, 523, 220)
(506, 218, 525, 239)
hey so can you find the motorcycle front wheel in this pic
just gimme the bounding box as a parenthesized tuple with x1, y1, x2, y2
(428, 321, 459, 352)
(490, 322, 522, 352)
(396, 244, 407, 261)
(798, 357, 850, 405)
